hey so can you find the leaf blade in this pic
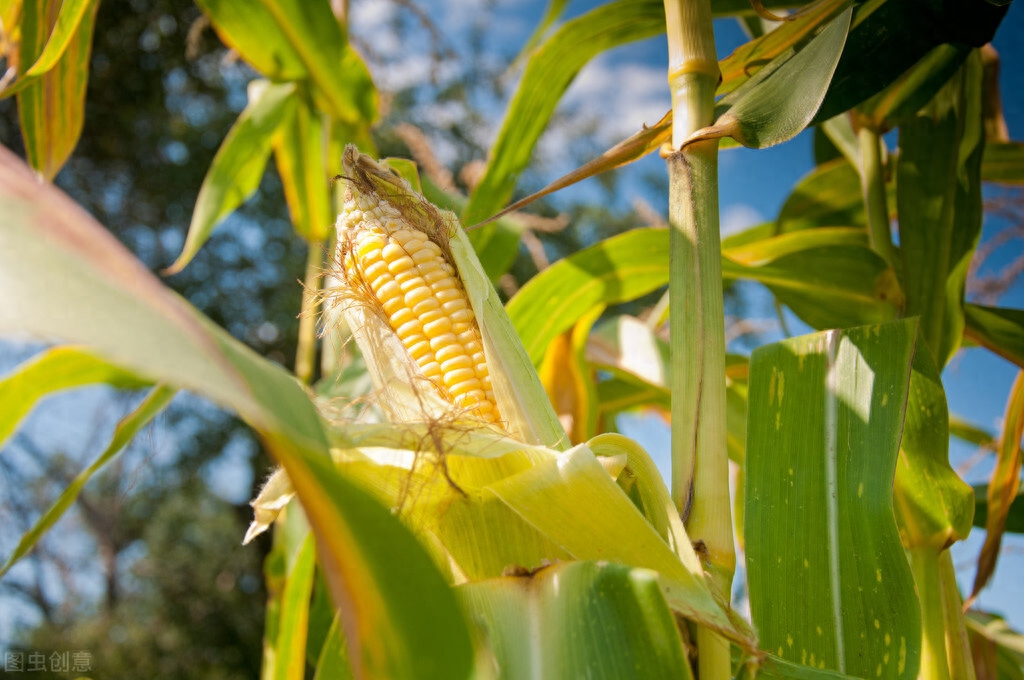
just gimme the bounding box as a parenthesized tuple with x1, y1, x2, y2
(167, 81, 297, 274)
(0, 385, 175, 578)
(0, 346, 151, 450)
(746, 319, 922, 679)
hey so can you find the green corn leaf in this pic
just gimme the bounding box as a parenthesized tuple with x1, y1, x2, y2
(724, 227, 869, 265)
(272, 93, 332, 242)
(814, 0, 1007, 122)
(723, 244, 901, 330)
(313, 615, 353, 680)
(717, 0, 849, 98)
(746, 319, 922, 679)
(167, 81, 297, 274)
(0, 143, 474, 680)
(893, 342, 974, 551)
(964, 303, 1024, 370)
(510, 227, 899, 367)
(981, 141, 1024, 185)
(194, 0, 306, 79)
(588, 433, 687, 551)
(513, 0, 571, 61)
(774, 160, 867, 233)
(949, 415, 996, 449)
(741, 654, 864, 679)
(897, 52, 984, 369)
(818, 114, 860, 169)
(16, 0, 100, 180)
(0, 384, 175, 578)
(856, 44, 971, 132)
(508, 228, 670, 365)
(690, 6, 852, 149)
(0, 346, 151, 450)
(973, 485, 1024, 534)
(486, 443, 755, 649)
(275, 533, 317, 680)
(195, 0, 377, 124)
(458, 561, 694, 680)
(463, 0, 665, 226)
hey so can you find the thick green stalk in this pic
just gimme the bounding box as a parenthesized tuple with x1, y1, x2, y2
(295, 241, 324, 385)
(858, 127, 898, 268)
(909, 545, 952, 680)
(664, 1, 732, 678)
(939, 550, 975, 680)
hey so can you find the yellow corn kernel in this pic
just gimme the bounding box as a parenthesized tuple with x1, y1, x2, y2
(341, 216, 500, 424)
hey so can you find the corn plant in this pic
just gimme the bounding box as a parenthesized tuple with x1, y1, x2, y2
(1, 0, 1023, 678)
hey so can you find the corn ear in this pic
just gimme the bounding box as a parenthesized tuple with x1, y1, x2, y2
(331, 146, 567, 450)
(244, 148, 570, 543)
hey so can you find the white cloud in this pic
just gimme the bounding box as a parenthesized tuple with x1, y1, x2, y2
(720, 203, 765, 237)
(562, 57, 670, 138)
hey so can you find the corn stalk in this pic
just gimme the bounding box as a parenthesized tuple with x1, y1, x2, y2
(663, 1, 734, 678)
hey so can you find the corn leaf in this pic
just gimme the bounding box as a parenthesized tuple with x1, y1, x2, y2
(275, 533, 317, 680)
(458, 561, 694, 680)
(313, 615, 353, 680)
(0, 143, 474, 680)
(195, 0, 376, 123)
(0, 346, 151, 450)
(508, 228, 670, 365)
(168, 81, 297, 274)
(774, 160, 867, 233)
(982, 141, 1024, 185)
(819, 114, 860, 169)
(893, 342, 974, 550)
(972, 370, 1024, 600)
(964, 303, 1024, 370)
(897, 52, 984, 369)
(272, 93, 332, 242)
(588, 433, 688, 553)
(950, 415, 996, 449)
(513, 0, 570, 61)
(746, 319, 921, 679)
(966, 611, 1024, 680)
(0, 0, 96, 97)
(724, 245, 900, 329)
(856, 44, 970, 132)
(0, 384, 175, 579)
(742, 654, 863, 679)
(717, 0, 850, 97)
(973, 484, 1024, 534)
(510, 228, 899, 366)
(723, 227, 868, 266)
(194, 0, 305, 79)
(16, 0, 99, 180)
(689, 6, 852, 150)
(814, 0, 1007, 123)
(487, 444, 755, 649)
(463, 0, 665, 226)
(261, 496, 313, 679)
